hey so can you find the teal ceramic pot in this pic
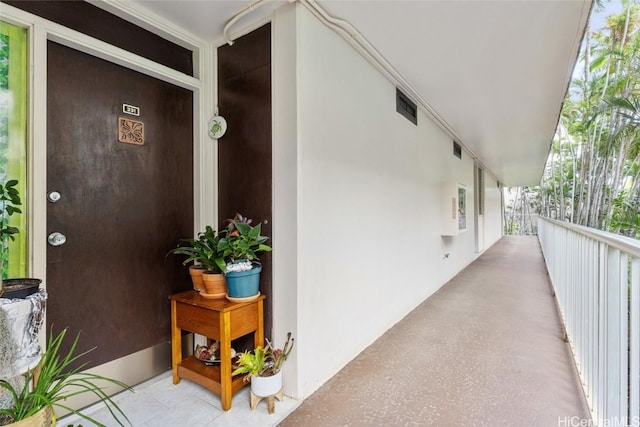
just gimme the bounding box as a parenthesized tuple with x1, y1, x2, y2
(225, 264, 262, 298)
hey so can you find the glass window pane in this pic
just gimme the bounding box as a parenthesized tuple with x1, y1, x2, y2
(0, 21, 28, 278)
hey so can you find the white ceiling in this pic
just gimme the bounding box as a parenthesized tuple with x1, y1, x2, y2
(130, 0, 592, 186)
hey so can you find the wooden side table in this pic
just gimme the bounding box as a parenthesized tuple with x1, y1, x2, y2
(170, 290, 265, 410)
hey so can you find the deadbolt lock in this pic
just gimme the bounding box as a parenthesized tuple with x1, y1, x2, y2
(47, 191, 61, 203)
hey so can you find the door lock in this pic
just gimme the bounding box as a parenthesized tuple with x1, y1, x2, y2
(47, 191, 61, 203)
(47, 232, 67, 246)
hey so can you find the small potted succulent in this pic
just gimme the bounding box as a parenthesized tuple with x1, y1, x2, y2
(167, 226, 227, 297)
(217, 214, 272, 300)
(232, 333, 294, 398)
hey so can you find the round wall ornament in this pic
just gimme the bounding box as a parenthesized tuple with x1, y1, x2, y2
(208, 116, 227, 139)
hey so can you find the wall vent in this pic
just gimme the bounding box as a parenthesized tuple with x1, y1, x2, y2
(396, 89, 417, 125)
(453, 141, 462, 159)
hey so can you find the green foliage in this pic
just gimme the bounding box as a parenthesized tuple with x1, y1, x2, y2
(610, 189, 640, 238)
(0, 34, 8, 90)
(0, 23, 28, 279)
(0, 180, 21, 243)
(0, 180, 21, 277)
(503, 187, 540, 235)
(232, 333, 294, 379)
(269, 332, 294, 374)
(217, 213, 272, 268)
(0, 328, 131, 426)
(538, 2, 640, 238)
(232, 346, 268, 378)
(168, 213, 272, 274)
(167, 225, 226, 273)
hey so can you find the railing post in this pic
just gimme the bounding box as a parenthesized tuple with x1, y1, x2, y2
(605, 248, 624, 423)
(587, 238, 598, 406)
(597, 241, 606, 423)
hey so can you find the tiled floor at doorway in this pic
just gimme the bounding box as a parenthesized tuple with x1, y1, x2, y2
(58, 370, 301, 427)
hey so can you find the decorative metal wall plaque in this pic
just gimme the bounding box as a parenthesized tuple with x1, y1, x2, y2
(118, 117, 144, 145)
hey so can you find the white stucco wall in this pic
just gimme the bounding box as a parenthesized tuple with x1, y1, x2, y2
(272, 3, 503, 399)
(271, 3, 301, 398)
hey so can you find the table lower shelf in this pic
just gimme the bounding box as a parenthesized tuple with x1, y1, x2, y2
(176, 356, 247, 397)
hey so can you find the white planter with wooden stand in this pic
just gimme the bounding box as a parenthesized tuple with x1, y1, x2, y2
(249, 370, 284, 414)
(250, 370, 282, 397)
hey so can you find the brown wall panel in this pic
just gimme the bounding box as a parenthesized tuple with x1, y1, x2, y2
(3, 0, 193, 75)
(218, 24, 273, 342)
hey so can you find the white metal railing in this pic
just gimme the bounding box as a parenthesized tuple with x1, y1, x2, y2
(538, 217, 640, 427)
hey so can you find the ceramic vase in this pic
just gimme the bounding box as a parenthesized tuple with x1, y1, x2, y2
(225, 265, 262, 298)
(251, 370, 282, 398)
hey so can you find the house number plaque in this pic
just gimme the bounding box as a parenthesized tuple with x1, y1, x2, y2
(122, 104, 140, 116)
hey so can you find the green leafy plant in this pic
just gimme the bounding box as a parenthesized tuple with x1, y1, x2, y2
(270, 332, 294, 374)
(232, 333, 294, 380)
(167, 225, 227, 274)
(0, 180, 21, 242)
(0, 180, 22, 279)
(218, 213, 272, 270)
(0, 328, 132, 426)
(232, 346, 268, 378)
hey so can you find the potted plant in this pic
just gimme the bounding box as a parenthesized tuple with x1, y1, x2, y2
(0, 180, 22, 295)
(232, 332, 294, 398)
(167, 234, 208, 292)
(217, 214, 272, 300)
(198, 226, 229, 298)
(0, 327, 131, 426)
(167, 226, 227, 297)
(0, 180, 39, 300)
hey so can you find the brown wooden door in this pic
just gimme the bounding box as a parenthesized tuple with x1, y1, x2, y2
(218, 24, 273, 340)
(46, 41, 193, 371)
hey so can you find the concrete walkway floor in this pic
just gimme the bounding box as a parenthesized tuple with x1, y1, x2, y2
(280, 236, 591, 427)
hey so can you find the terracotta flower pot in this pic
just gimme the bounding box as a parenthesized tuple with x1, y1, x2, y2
(201, 272, 226, 298)
(189, 265, 206, 292)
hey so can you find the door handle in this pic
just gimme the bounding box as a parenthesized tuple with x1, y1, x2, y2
(48, 232, 67, 246)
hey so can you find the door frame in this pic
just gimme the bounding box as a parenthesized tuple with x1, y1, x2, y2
(474, 162, 485, 253)
(1, 2, 216, 382)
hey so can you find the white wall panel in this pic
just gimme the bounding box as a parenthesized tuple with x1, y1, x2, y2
(272, 4, 503, 399)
